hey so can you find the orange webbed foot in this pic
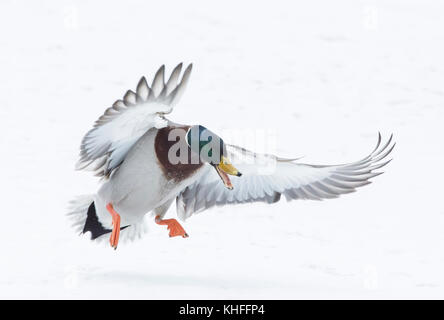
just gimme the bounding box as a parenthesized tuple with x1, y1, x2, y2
(155, 216, 189, 238)
(106, 203, 121, 250)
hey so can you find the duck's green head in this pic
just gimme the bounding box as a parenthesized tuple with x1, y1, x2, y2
(186, 125, 241, 190)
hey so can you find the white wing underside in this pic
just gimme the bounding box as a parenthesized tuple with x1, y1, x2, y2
(76, 63, 192, 178)
(176, 134, 395, 220)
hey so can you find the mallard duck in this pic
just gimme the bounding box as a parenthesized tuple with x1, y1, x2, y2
(69, 63, 395, 249)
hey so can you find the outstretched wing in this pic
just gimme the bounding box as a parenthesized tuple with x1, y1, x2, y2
(76, 63, 193, 178)
(176, 133, 395, 220)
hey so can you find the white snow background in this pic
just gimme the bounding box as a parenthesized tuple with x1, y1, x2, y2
(0, 0, 443, 299)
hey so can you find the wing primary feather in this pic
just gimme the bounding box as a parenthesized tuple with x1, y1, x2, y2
(372, 143, 396, 163)
(151, 65, 165, 97)
(136, 76, 150, 101)
(291, 188, 307, 200)
(168, 63, 193, 106)
(164, 63, 183, 96)
(368, 159, 393, 171)
(313, 181, 341, 195)
(371, 132, 382, 155)
(309, 183, 339, 198)
(350, 132, 382, 164)
(123, 90, 137, 106)
(330, 172, 381, 181)
(301, 185, 323, 200)
(372, 134, 393, 158)
(324, 177, 362, 189)
(283, 189, 297, 201)
(112, 99, 126, 111)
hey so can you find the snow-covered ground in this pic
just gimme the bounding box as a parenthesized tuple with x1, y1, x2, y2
(1, 0, 443, 299)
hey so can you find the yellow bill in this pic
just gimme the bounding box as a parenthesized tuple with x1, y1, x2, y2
(214, 156, 242, 190)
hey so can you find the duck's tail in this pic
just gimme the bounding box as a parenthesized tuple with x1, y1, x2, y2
(67, 195, 148, 245)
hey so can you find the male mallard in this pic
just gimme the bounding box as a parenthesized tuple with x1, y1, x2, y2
(69, 63, 394, 249)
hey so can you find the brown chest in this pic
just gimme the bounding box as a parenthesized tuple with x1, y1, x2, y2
(154, 126, 204, 182)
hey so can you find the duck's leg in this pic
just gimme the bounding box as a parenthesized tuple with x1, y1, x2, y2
(106, 203, 121, 249)
(154, 200, 189, 238)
